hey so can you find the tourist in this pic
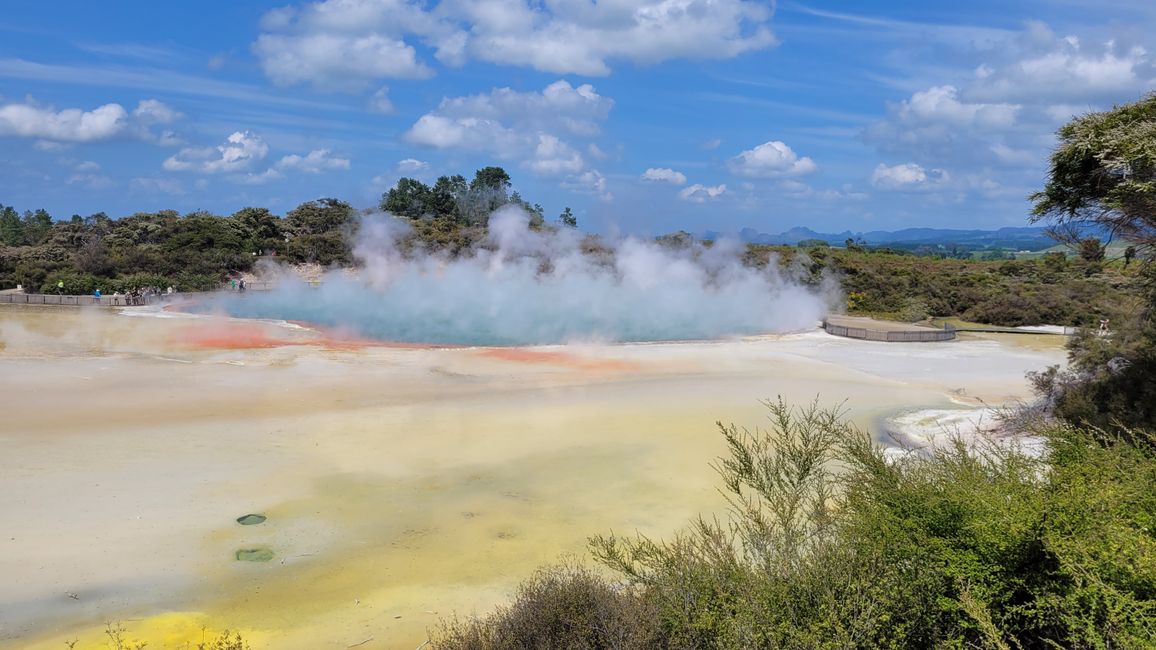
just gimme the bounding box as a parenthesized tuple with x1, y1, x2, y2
(94, 288, 101, 304)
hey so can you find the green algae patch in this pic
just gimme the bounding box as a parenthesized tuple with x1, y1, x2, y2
(235, 547, 274, 562)
(236, 513, 267, 526)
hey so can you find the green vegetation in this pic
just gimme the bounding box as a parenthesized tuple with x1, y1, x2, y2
(429, 88, 1156, 650)
(432, 400, 1156, 649)
(0, 166, 577, 292)
(0, 200, 355, 292)
(1026, 92, 1156, 438)
(1031, 91, 1156, 251)
(757, 243, 1137, 326)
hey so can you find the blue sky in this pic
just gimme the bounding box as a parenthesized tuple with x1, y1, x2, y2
(1, 0, 1154, 235)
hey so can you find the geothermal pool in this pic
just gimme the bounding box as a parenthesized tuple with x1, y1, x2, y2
(0, 305, 1064, 650)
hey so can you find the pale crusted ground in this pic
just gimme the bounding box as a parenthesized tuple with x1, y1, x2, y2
(0, 306, 1065, 650)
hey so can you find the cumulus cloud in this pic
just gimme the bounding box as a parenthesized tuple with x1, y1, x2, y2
(252, 0, 776, 89)
(164, 130, 269, 173)
(0, 98, 182, 145)
(896, 85, 1019, 129)
(865, 85, 1021, 163)
(679, 183, 727, 202)
(405, 80, 613, 197)
(132, 99, 181, 124)
(0, 101, 128, 142)
(968, 22, 1155, 103)
(254, 32, 433, 91)
(641, 167, 687, 185)
(397, 158, 429, 172)
(730, 140, 817, 178)
(871, 163, 949, 191)
(276, 148, 350, 173)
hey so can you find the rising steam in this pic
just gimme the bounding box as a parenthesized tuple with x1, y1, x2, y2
(208, 207, 834, 346)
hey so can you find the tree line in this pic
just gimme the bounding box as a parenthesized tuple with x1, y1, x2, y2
(0, 165, 579, 294)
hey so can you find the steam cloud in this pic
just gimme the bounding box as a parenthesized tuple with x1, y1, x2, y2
(210, 207, 834, 346)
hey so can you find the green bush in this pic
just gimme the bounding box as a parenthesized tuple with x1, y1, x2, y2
(432, 563, 663, 650)
(435, 400, 1156, 649)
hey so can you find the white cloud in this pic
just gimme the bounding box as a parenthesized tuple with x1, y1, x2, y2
(75, 160, 101, 172)
(67, 173, 114, 190)
(527, 134, 585, 175)
(865, 86, 1021, 163)
(777, 180, 868, 201)
(563, 169, 613, 202)
(276, 148, 350, 173)
(678, 183, 727, 202)
(0, 98, 183, 145)
(237, 168, 284, 185)
(368, 86, 394, 113)
(989, 142, 1037, 166)
(871, 163, 949, 191)
(404, 80, 612, 196)
(254, 32, 433, 91)
(641, 167, 687, 185)
(730, 140, 817, 178)
(164, 130, 269, 173)
(897, 85, 1019, 128)
(252, 0, 776, 88)
(448, 0, 776, 76)
(408, 80, 613, 146)
(968, 23, 1154, 103)
(130, 177, 185, 195)
(397, 158, 429, 172)
(132, 99, 181, 124)
(0, 101, 128, 142)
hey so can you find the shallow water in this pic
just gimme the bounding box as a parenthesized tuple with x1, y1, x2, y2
(0, 305, 1065, 649)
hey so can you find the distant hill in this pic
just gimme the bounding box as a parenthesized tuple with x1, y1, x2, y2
(703, 226, 1060, 251)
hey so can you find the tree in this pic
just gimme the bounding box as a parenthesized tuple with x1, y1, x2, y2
(1078, 237, 1105, 262)
(559, 207, 577, 228)
(381, 177, 432, 219)
(470, 166, 511, 193)
(1031, 92, 1156, 251)
(21, 208, 53, 245)
(0, 204, 24, 246)
(230, 207, 284, 253)
(429, 175, 466, 220)
(285, 198, 355, 236)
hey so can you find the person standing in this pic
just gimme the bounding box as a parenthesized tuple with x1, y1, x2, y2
(94, 288, 101, 304)
(57, 279, 65, 295)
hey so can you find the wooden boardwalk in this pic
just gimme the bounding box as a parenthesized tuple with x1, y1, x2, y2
(822, 315, 956, 342)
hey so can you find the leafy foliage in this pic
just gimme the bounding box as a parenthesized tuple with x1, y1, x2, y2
(435, 401, 1156, 649)
(1031, 91, 1156, 251)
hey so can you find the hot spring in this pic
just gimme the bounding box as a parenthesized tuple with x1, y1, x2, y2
(202, 208, 832, 346)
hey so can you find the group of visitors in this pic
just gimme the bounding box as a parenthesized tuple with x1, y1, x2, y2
(95, 286, 175, 306)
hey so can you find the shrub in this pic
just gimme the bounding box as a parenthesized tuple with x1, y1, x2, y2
(436, 400, 1156, 649)
(431, 562, 663, 650)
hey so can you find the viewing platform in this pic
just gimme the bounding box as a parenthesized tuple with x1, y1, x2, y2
(822, 315, 956, 342)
